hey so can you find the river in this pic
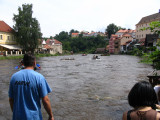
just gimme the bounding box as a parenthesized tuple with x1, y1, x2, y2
(0, 54, 153, 120)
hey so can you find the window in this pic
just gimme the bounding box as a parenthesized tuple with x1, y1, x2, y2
(0, 35, 3, 40)
(7, 36, 10, 40)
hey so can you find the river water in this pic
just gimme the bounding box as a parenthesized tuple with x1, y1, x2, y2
(0, 54, 153, 120)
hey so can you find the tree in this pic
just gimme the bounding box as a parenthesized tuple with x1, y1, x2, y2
(69, 29, 79, 36)
(143, 21, 160, 70)
(105, 23, 119, 39)
(54, 31, 70, 42)
(13, 4, 42, 53)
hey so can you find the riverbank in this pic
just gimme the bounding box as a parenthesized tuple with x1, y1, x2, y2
(0, 53, 62, 60)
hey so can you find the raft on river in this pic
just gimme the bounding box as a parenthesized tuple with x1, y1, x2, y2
(15, 64, 41, 70)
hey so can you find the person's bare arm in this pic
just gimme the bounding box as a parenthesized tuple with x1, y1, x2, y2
(122, 111, 127, 120)
(9, 97, 14, 112)
(42, 95, 54, 120)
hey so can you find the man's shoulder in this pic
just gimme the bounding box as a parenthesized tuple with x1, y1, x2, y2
(12, 69, 43, 77)
(31, 70, 43, 76)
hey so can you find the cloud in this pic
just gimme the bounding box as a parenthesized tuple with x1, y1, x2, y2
(0, 0, 160, 37)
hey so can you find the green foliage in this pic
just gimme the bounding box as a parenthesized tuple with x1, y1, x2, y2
(0, 55, 23, 60)
(54, 31, 70, 41)
(54, 31, 108, 53)
(127, 47, 144, 56)
(105, 23, 119, 39)
(13, 4, 42, 53)
(140, 53, 152, 64)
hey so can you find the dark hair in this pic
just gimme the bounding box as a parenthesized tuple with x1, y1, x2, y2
(128, 81, 158, 109)
(23, 53, 35, 67)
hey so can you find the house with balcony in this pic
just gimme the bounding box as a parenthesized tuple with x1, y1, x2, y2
(116, 29, 136, 38)
(109, 29, 135, 54)
(42, 39, 62, 54)
(109, 34, 120, 54)
(120, 34, 134, 53)
(0, 20, 22, 55)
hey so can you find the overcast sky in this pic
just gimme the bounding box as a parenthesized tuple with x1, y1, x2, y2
(0, 0, 160, 37)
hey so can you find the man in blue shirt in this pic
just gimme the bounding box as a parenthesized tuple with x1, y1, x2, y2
(8, 53, 54, 120)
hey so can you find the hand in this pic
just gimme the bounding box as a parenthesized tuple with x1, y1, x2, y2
(48, 116, 54, 120)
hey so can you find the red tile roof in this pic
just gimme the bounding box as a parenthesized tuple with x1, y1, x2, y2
(117, 29, 136, 33)
(123, 34, 131, 37)
(46, 39, 62, 45)
(138, 38, 145, 46)
(0, 21, 13, 33)
(72, 33, 79, 35)
(44, 44, 51, 49)
(117, 29, 128, 33)
(111, 34, 118, 37)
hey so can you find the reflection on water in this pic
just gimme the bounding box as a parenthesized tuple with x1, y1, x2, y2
(0, 54, 153, 120)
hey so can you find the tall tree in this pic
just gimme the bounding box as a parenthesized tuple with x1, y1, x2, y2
(13, 4, 42, 53)
(105, 23, 119, 39)
(54, 31, 70, 41)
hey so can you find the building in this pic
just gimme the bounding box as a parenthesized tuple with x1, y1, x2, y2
(145, 34, 159, 47)
(0, 20, 22, 55)
(42, 39, 62, 54)
(109, 34, 119, 54)
(81, 31, 106, 37)
(71, 33, 79, 37)
(109, 29, 135, 54)
(115, 29, 136, 38)
(135, 11, 160, 42)
(120, 34, 134, 52)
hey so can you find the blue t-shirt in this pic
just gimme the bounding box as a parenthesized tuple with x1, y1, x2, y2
(8, 69, 52, 120)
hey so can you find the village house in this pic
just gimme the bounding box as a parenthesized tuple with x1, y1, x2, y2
(81, 31, 106, 37)
(109, 34, 119, 54)
(135, 10, 160, 46)
(120, 34, 134, 53)
(41, 39, 62, 54)
(71, 33, 79, 37)
(0, 20, 22, 55)
(109, 29, 136, 54)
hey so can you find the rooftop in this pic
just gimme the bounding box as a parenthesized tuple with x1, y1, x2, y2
(136, 12, 160, 25)
(0, 20, 14, 33)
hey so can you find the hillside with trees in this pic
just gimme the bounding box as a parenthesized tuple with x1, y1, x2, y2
(54, 30, 108, 53)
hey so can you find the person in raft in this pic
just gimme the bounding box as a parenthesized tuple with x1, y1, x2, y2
(8, 53, 54, 120)
(122, 81, 160, 120)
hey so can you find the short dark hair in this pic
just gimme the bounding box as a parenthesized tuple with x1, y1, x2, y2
(128, 81, 158, 108)
(23, 53, 35, 67)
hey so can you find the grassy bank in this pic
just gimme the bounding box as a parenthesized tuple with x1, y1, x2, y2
(139, 55, 153, 65)
(0, 55, 23, 60)
(0, 53, 72, 60)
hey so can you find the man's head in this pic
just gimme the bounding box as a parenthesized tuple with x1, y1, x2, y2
(23, 53, 36, 67)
